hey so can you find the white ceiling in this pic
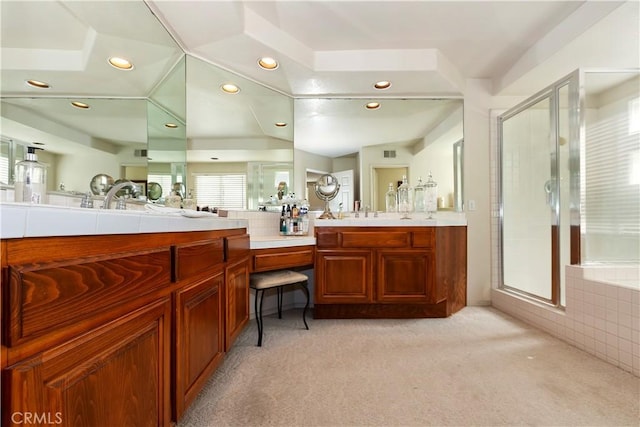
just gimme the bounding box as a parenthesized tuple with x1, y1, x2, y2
(1, 1, 639, 160)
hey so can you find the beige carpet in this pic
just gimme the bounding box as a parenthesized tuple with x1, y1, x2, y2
(178, 306, 639, 427)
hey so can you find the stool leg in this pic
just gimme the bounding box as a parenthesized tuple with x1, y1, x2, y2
(300, 281, 310, 330)
(277, 287, 283, 319)
(256, 289, 265, 346)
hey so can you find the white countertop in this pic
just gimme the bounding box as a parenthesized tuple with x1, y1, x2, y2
(1, 203, 248, 238)
(313, 212, 467, 227)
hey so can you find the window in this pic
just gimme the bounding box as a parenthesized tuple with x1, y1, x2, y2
(194, 174, 246, 209)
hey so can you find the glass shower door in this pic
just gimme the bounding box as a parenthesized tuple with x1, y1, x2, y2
(500, 95, 554, 301)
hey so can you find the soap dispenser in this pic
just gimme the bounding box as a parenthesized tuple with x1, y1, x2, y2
(15, 146, 47, 204)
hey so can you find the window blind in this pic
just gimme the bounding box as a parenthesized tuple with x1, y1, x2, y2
(194, 174, 246, 209)
(584, 98, 640, 236)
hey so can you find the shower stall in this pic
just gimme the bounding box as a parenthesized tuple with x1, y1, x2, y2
(493, 68, 639, 375)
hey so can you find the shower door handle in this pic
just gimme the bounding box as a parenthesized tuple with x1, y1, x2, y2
(544, 179, 556, 207)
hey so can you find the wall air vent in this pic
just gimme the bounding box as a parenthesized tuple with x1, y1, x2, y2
(383, 150, 396, 158)
(134, 149, 148, 157)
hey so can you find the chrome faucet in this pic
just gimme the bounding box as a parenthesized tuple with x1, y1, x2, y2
(103, 180, 139, 209)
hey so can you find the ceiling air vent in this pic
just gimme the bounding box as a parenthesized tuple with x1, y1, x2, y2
(134, 149, 148, 157)
(383, 150, 396, 158)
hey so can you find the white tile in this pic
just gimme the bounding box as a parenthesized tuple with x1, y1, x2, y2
(618, 300, 633, 316)
(618, 287, 633, 302)
(619, 338, 633, 354)
(96, 211, 142, 234)
(618, 312, 634, 329)
(595, 328, 607, 343)
(0, 203, 27, 238)
(25, 206, 98, 237)
(618, 325, 633, 341)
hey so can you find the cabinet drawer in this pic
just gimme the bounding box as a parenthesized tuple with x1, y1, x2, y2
(5, 249, 171, 346)
(174, 239, 224, 281)
(341, 231, 409, 248)
(225, 234, 250, 262)
(316, 231, 339, 248)
(412, 229, 435, 248)
(251, 246, 314, 272)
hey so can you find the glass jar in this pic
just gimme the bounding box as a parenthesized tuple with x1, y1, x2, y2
(425, 172, 438, 218)
(413, 177, 426, 213)
(385, 182, 397, 213)
(397, 175, 412, 219)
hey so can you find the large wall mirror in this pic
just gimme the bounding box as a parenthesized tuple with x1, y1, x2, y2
(184, 56, 293, 210)
(294, 98, 464, 213)
(1, 1, 462, 212)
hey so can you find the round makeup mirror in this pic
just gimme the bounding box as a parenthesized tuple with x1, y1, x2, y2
(89, 174, 114, 196)
(314, 174, 340, 219)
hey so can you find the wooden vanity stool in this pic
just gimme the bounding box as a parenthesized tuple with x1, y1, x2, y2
(249, 270, 310, 346)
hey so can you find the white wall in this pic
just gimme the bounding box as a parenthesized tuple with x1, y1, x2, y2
(294, 148, 333, 200)
(56, 152, 121, 194)
(359, 143, 413, 208)
(463, 79, 494, 306)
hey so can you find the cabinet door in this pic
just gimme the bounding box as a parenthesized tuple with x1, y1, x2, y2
(225, 258, 250, 351)
(174, 271, 225, 420)
(376, 250, 438, 303)
(2, 298, 171, 427)
(315, 250, 373, 303)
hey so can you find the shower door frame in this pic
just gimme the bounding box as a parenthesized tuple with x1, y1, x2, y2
(497, 70, 580, 307)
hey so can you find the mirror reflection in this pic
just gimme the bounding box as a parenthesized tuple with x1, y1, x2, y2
(295, 98, 464, 213)
(0, 1, 463, 212)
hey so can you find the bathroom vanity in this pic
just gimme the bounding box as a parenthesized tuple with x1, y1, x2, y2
(0, 204, 250, 426)
(313, 217, 467, 318)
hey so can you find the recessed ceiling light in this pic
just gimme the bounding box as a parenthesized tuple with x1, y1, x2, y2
(210, 157, 219, 160)
(374, 80, 391, 90)
(258, 57, 278, 70)
(32, 142, 45, 146)
(26, 79, 50, 89)
(221, 83, 240, 94)
(165, 123, 178, 129)
(275, 122, 287, 127)
(365, 102, 381, 110)
(71, 101, 90, 109)
(108, 57, 134, 70)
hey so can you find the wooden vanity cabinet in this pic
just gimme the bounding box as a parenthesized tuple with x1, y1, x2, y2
(250, 245, 314, 272)
(314, 249, 373, 303)
(173, 238, 226, 420)
(224, 234, 251, 351)
(314, 226, 466, 318)
(1, 228, 250, 426)
(3, 298, 172, 427)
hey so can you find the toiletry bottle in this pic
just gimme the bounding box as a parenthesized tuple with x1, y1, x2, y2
(15, 146, 47, 204)
(280, 205, 287, 233)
